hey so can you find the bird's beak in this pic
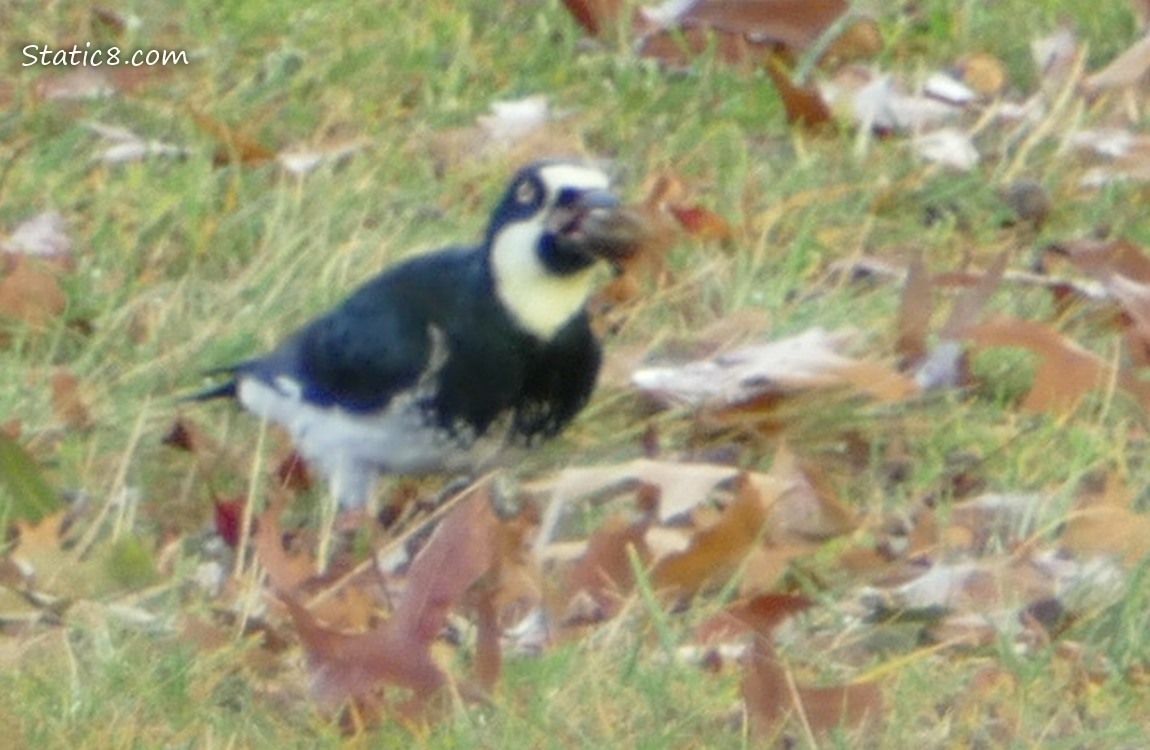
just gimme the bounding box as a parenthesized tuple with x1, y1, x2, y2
(551, 188, 647, 266)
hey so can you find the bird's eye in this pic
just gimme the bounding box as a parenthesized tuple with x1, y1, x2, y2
(515, 180, 538, 206)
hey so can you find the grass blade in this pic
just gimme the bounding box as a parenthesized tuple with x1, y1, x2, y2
(0, 432, 62, 522)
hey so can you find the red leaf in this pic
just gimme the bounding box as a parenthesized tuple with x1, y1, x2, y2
(213, 496, 245, 549)
(561, 0, 629, 36)
(727, 592, 814, 635)
(668, 203, 733, 240)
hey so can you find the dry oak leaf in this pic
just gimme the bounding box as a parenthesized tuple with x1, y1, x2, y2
(1061, 481, 1150, 565)
(552, 488, 656, 627)
(650, 473, 772, 600)
(533, 459, 749, 547)
(273, 484, 500, 717)
(965, 316, 1146, 414)
(765, 59, 833, 129)
(632, 327, 918, 409)
(732, 593, 884, 739)
(638, 0, 881, 69)
(1043, 236, 1150, 284)
(1083, 32, 1150, 94)
(190, 110, 276, 166)
(766, 442, 857, 542)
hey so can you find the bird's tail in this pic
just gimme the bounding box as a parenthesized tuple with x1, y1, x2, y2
(181, 366, 240, 402)
(184, 379, 238, 401)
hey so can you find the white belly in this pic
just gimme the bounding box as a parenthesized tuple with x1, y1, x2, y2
(236, 376, 507, 507)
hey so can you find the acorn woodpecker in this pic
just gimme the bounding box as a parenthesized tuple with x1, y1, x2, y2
(194, 160, 643, 508)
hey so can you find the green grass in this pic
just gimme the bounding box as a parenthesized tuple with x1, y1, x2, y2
(5, 0, 1150, 747)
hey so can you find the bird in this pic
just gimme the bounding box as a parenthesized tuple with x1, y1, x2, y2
(193, 159, 644, 509)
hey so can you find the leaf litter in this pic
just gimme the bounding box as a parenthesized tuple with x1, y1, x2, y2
(10, 1, 1150, 744)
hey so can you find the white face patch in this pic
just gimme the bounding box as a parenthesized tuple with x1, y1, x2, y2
(490, 163, 612, 340)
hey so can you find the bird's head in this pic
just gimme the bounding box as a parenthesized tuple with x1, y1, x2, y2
(486, 160, 643, 340)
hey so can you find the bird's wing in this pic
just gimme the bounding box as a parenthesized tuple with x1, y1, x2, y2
(286, 289, 434, 412)
(218, 249, 477, 413)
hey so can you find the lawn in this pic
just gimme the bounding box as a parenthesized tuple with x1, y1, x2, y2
(4, 0, 1150, 747)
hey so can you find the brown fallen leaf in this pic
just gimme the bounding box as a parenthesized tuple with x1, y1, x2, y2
(279, 483, 500, 717)
(631, 0, 880, 70)
(632, 327, 919, 409)
(953, 52, 1009, 96)
(743, 644, 884, 739)
(896, 255, 932, 366)
(213, 496, 246, 549)
(428, 96, 584, 174)
(161, 417, 219, 454)
(0, 255, 68, 327)
(650, 473, 772, 601)
(681, 593, 812, 664)
(190, 110, 277, 166)
(667, 203, 734, 241)
(909, 254, 1006, 390)
(553, 486, 656, 626)
(471, 584, 502, 692)
(766, 443, 858, 542)
(1043, 236, 1150, 285)
(731, 593, 884, 739)
(965, 316, 1116, 414)
(34, 64, 170, 101)
(50, 368, 92, 429)
(638, 24, 782, 70)
(765, 58, 833, 129)
(487, 502, 543, 629)
(938, 252, 1009, 340)
(1031, 27, 1082, 95)
(277, 137, 370, 176)
(1083, 32, 1150, 94)
(253, 490, 317, 592)
(274, 448, 312, 492)
(1097, 275, 1150, 381)
(1062, 479, 1150, 564)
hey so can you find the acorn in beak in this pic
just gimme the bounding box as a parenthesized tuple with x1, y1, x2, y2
(550, 187, 648, 267)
